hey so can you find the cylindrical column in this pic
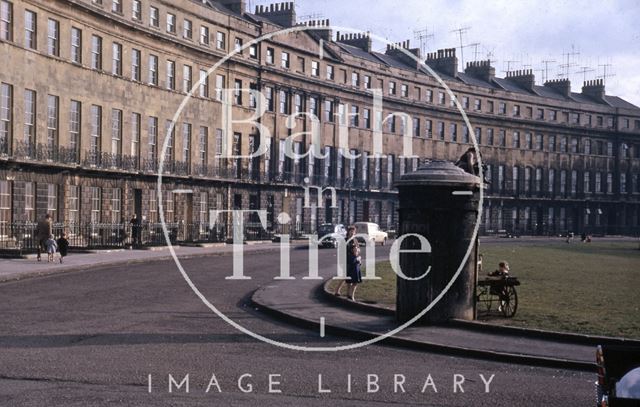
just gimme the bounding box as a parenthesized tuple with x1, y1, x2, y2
(395, 160, 480, 324)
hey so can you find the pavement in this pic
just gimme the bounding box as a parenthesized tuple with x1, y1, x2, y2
(251, 257, 639, 372)
(0, 241, 292, 283)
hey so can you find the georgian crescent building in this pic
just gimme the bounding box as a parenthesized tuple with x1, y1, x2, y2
(1, 0, 639, 250)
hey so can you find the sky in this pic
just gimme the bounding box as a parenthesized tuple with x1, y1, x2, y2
(254, 0, 640, 107)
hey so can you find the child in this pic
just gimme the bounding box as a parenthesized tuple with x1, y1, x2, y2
(489, 261, 510, 277)
(45, 237, 58, 263)
(57, 233, 69, 264)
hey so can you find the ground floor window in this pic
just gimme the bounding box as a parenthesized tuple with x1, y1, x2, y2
(24, 182, 34, 222)
(0, 180, 10, 225)
(46, 184, 57, 221)
(90, 187, 101, 224)
(111, 188, 121, 223)
(68, 185, 79, 234)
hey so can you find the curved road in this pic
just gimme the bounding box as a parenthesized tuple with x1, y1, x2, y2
(0, 246, 593, 406)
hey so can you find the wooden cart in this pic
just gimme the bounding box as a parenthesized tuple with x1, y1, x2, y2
(476, 276, 521, 318)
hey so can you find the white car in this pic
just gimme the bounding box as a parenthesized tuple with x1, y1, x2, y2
(354, 222, 388, 246)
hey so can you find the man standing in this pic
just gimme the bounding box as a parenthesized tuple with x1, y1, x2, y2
(35, 214, 53, 261)
(130, 213, 141, 247)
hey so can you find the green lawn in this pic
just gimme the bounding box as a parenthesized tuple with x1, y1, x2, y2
(327, 240, 640, 339)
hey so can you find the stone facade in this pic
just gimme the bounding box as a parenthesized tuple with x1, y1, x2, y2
(0, 0, 639, 241)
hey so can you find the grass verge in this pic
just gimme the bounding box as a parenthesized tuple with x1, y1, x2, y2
(327, 240, 640, 339)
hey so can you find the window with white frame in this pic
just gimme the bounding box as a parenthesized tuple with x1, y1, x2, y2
(111, 108, 122, 155)
(47, 18, 59, 56)
(183, 65, 192, 93)
(131, 112, 140, 159)
(71, 27, 82, 63)
(165, 120, 174, 163)
(183, 19, 192, 39)
(149, 6, 159, 27)
(281, 91, 290, 115)
(148, 54, 158, 85)
(112, 0, 122, 13)
(164, 190, 174, 222)
(148, 116, 157, 162)
(199, 192, 208, 228)
(132, 0, 141, 20)
(112, 42, 122, 75)
(166, 13, 176, 33)
(166, 60, 175, 90)
(326, 65, 334, 80)
(90, 104, 102, 156)
(90, 187, 101, 224)
(24, 10, 37, 50)
(46, 184, 57, 219)
(198, 126, 207, 167)
(131, 48, 141, 81)
(352, 72, 360, 88)
(91, 35, 102, 69)
(0, 1, 13, 42)
(583, 171, 590, 194)
(182, 122, 191, 164)
(535, 168, 542, 192)
(215, 128, 223, 157)
(215, 74, 224, 101)
(111, 188, 121, 223)
(24, 89, 36, 147)
(199, 69, 208, 97)
(24, 182, 35, 222)
(0, 83, 12, 152)
(0, 180, 10, 225)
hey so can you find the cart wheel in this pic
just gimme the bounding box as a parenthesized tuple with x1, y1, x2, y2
(477, 288, 492, 313)
(500, 286, 518, 318)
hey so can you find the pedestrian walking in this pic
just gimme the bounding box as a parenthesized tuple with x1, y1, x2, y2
(333, 226, 362, 301)
(35, 214, 53, 262)
(56, 232, 69, 263)
(45, 237, 57, 263)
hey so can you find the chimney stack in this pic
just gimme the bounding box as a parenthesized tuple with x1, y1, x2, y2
(544, 78, 571, 97)
(506, 69, 536, 91)
(298, 19, 332, 42)
(216, 0, 246, 14)
(464, 60, 495, 82)
(336, 31, 372, 53)
(582, 79, 605, 101)
(254, 2, 296, 27)
(385, 40, 422, 69)
(426, 48, 458, 78)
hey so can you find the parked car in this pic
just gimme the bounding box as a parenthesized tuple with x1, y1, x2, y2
(596, 344, 640, 406)
(317, 223, 347, 248)
(353, 222, 388, 246)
